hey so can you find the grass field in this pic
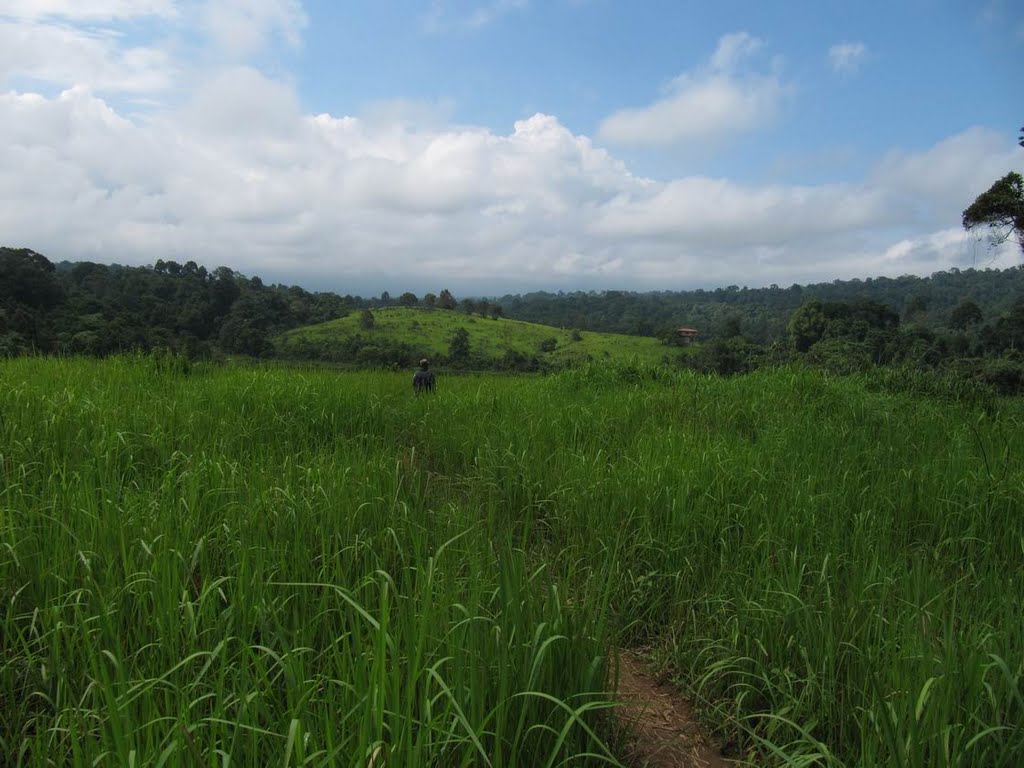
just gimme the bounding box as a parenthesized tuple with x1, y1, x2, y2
(1, 357, 1022, 766)
(274, 307, 681, 368)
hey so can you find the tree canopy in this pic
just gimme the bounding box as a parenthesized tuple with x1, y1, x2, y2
(0, 247, 351, 357)
(950, 299, 983, 330)
(962, 171, 1024, 255)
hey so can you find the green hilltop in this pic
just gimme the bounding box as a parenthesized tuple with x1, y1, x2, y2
(275, 307, 686, 369)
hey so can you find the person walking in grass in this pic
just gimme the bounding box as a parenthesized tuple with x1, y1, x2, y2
(413, 358, 435, 394)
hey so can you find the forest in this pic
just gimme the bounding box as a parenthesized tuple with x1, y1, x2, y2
(2, 245, 1023, 392)
(498, 267, 1024, 342)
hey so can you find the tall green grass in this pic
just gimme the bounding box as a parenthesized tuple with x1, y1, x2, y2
(1, 357, 1021, 766)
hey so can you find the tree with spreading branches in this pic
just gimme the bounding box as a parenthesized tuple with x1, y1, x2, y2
(962, 171, 1024, 255)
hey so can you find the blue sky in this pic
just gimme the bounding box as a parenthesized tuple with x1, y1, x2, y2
(0, 0, 1021, 294)
(299, 1, 1019, 179)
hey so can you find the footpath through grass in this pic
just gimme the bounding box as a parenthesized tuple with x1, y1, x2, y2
(1, 357, 1021, 766)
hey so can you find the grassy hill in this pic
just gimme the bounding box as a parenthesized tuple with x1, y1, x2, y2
(275, 307, 685, 368)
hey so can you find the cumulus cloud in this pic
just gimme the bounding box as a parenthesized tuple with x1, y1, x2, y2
(0, 9, 1021, 292)
(828, 41, 867, 74)
(597, 31, 787, 147)
(2, 72, 1020, 292)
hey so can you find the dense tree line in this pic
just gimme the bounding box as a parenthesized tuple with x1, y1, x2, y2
(0, 248, 351, 357)
(0, 249, 507, 360)
(681, 295, 1024, 396)
(494, 267, 1024, 344)
(3, 246, 1022, 392)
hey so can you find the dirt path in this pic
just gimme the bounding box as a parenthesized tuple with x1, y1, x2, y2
(614, 651, 733, 768)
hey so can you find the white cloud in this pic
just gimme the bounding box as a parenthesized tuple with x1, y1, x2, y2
(0, 20, 176, 92)
(2, 72, 1020, 292)
(590, 178, 897, 245)
(828, 42, 867, 74)
(423, 0, 528, 32)
(598, 31, 786, 147)
(0, 0, 177, 21)
(0, 0, 307, 98)
(870, 128, 1021, 225)
(710, 31, 762, 70)
(877, 228, 1019, 274)
(200, 0, 307, 55)
(0, 9, 1020, 291)
(182, 66, 303, 138)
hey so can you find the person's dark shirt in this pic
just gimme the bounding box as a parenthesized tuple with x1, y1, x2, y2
(413, 369, 435, 393)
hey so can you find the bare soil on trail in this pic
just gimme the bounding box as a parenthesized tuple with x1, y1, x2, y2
(614, 651, 734, 768)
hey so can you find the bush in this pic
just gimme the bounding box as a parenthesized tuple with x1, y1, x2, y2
(538, 337, 558, 353)
(501, 349, 541, 372)
(976, 355, 1024, 396)
(687, 338, 758, 376)
(857, 364, 996, 407)
(806, 339, 873, 375)
(448, 328, 471, 366)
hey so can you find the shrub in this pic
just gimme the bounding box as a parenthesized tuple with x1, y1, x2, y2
(687, 338, 758, 376)
(806, 339, 872, 375)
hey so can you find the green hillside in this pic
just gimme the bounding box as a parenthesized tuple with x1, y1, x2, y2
(275, 307, 686, 368)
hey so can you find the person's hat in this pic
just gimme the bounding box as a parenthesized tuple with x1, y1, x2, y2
(420, 358, 429, 366)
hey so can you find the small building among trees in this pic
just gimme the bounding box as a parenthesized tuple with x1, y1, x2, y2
(676, 327, 699, 345)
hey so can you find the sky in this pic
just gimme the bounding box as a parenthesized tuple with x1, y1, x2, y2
(1, 0, 1022, 295)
